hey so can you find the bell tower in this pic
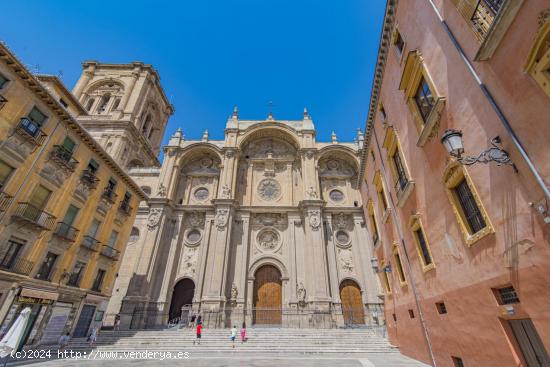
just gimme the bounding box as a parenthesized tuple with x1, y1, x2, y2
(73, 61, 174, 168)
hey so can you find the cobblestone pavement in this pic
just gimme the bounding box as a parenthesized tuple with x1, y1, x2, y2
(8, 353, 430, 367)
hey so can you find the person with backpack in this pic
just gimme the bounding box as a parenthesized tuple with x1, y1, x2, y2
(194, 322, 202, 345)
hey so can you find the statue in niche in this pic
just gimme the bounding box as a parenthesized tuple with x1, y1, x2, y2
(297, 282, 306, 305)
(220, 184, 232, 199)
(157, 183, 167, 197)
(231, 283, 238, 300)
(306, 186, 318, 199)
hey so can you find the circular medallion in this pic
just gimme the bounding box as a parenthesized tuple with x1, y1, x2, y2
(256, 228, 281, 252)
(335, 230, 351, 247)
(185, 229, 202, 246)
(329, 189, 345, 203)
(327, 160, 339, 170)
(194, 187, 209, 201)
(257, 179, 281, 201)
(200, 157, 213, 168)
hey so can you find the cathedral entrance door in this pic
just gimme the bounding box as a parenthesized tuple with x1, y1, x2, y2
(340, 280, 365, 325)
(253, 265, 282, 325)
(169, 278, 195, 322)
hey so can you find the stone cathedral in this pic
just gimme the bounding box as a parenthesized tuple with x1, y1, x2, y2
(104, 106, 383, 329)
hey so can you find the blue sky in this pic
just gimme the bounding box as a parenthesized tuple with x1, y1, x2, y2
(2, 0, 385, 149)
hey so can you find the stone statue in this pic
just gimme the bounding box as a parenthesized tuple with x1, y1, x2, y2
(220, 184, 232, 199)
(306, 186, 318, 199)
(215, 208, 229, 230)
(147, 208, 162, 230)
(157, 183, 167, 197)
(231, 283, 238, 300)
(297, 282, 306, 305)
(309, 210, 321, 230)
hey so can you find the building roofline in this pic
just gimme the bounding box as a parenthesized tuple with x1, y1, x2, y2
(0, 43, 148, 200)
(35, 74, 88, 115)
(358, 0, 398, 184)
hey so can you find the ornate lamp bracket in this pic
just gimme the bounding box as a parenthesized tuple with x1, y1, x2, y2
(458, 136, 517, 172)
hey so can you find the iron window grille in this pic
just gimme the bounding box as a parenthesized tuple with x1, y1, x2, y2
(471, 0, 505, 39)
(497, 286, 520, 305)
(454, 179, 486, 233)
(393, 151, 409, 195)
(436, 302, 448, 315)
(415, 228, 433, 266)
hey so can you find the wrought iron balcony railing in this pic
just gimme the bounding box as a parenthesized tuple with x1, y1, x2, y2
(80, 169, 99, 189)
(0, 257, 34, 276)
(118, 201, 132, 216)
(80, 235, 101, 252)
(54, 222, 80, 242)
(0, 95, 7, 111)
(102, 188, 118, 204)
(66, 273, 82, 287)
(35, 267, 56, 281)
(12, 202, 56, 231)
(394, 176, 409, 198)
(0, 191, 14, 211)
(471, 0, 504, 39)
(100, 245, 120, 260)
(51, 145, 79, 172)
(15, 118, 48, 146)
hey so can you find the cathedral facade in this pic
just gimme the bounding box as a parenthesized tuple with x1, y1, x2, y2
(108, 109, 383, 329)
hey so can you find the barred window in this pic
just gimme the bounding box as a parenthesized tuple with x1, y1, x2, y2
(454, 179, 486, 233)
(497, 286, 520, 305)
(415, 228, 432, 266)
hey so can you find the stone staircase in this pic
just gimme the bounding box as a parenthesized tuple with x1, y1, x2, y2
(63, 327, 399, 355)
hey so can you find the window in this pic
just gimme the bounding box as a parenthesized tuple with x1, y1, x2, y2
(382, 127, 413, 205)
(408, 309, 415, 319)
(393, 28, 405, 55)
(57, 136, 76, 162)
(373, 172, 389, 221)
(111, 98, 121, 111)
(84, 219, 101, 244)
(452, 356, 465, 367)
(496, 286, 520, 305)
(380, 260, 392, 294)
(92, 269, 106, 291)
(392, 313, 397, 321)
(35, 252, 58, 281)
(0, 160, 15, 190)
(107, 230, 119, 248)
(393, 244, 407, 285)
(368, 201, 379, 246)
(104, 178, 117, 201)
(0, 72, 9, 89)
(59, 98, 68, 108)
(96, 94, 110, 114)
(436, 302, 448, 314)
(67, 261, 86, 287)
(29, 185, 51, 210)
(0, 239, 24, 269)
(379, 104, 387, 121)
(410, 215, 434, 272)
(525, 17, 550, 100)
(85, 98, 95, 111)
(21, 106, 48, 137)
(399, 50, 445, 147)
(443, 163, 493, 246)
(142, 114, 151, 134)
(120, 191, 132, 213)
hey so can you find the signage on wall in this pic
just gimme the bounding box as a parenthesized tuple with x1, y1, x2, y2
(16, 296, 54, 305)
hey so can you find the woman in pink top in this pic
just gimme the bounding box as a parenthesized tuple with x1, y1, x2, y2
(240, 322, 247, 343)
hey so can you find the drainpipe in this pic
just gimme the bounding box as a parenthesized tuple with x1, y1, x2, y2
(372, 130, 438, 366)
(425, 0, 550, 201)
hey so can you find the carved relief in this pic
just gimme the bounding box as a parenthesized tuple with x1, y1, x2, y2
(40, 161, 70, 187)
(306, 186, 318, 199)
(338, 248, 355, 273)
(334, 212, 348, 229)
(252, 213, 286, 227)
(157, 183, 167, 197)
(187, 212, 205, 228)
(231, 283, 238, 300)
(215, 208, 229, 230)
(245, 138, 295, 160)
(308, 210, 321, 230)
(319, 158, 355, 179)
(147, 208, 162, 230)
(182, 247, 198, 278)
(297, 282, 306, 305)
(220, 184, 232, 199)
(256, 228, 281, 252)
(258, 179, 281, 201)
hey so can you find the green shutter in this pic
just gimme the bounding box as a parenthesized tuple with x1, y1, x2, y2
(28, 107, 47, 125)
(62, 137, 76, 153)
(63, 205, 79, 226)
(29, 185, 51, 209)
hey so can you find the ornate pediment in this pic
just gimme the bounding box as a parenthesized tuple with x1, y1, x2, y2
(252, 213, 287, 227)
(244, 138, 296, 160)
(319, 158, 355, 179)
(183, 156, 220, 177)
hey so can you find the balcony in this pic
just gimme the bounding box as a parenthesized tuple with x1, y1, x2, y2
(0, 191, 14, 211)
(15, 118, 47, 146)
(101, 188, 118, 204)
(471, 0, 504, 39)
(35, 267, 56, 281)
(80, 235, 100, 252)
(0, 257, 34, 276)
(0, 95, 7, 111)
(12, 202, 56, 231)
(100, 245, 120, 261)
(50, 145, 79, 172)
(66, 273, 82, 287)
(53, 222, 80, 242)
(394, 176, 415, 209)
(80, 169, 99, 189)
(118, 201, 132, 216)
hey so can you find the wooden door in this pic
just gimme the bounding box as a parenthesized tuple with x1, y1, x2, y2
(340, 280, 365, 325)
(253, 265, 282, 325)
(509, 319, 550, 367)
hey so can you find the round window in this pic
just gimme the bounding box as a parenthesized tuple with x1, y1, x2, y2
(335, 230, 350, 246)
(329, 189, 345, 202)
(194, 187, 209, 201)
(186, 229, 202, 245)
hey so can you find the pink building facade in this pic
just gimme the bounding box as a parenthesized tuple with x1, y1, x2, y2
(359, 1, 550, 366)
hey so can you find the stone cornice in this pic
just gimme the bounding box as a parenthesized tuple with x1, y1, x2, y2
(0, 43, 147, 200)
(358, 0, 398, 185)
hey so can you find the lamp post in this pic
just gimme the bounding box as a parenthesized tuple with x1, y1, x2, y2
(440, 129, 517, 172)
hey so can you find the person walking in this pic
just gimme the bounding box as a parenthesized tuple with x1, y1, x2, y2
(114, 314, 121, 331)
(194, 322, 202, 345)
(88, 327, 98, 347)
(240, 322, 247, 343)
(230, 325, 237, 348)
(58, 332, 70, 352)
(196, 313, 202, 326)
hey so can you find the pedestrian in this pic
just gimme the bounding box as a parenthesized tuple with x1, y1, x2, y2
(230, 325, 237, 348)
(196, 313, 202, 325)
(193, 322, 202, 345)
(240, 322, 247, 343)
(88, 326, 98, 347)
(58, 332, 70, 351)
(189, 313, 196, 329)
(114, 314, 121, 331)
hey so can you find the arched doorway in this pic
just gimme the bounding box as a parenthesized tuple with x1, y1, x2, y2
(253, 265, 282, 325)
(168, 278, 195, 322)
(340, 279, 365, 325)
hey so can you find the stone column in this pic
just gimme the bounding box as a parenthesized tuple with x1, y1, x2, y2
(234, 213, 251, 306)
(324, 214, 341, 302)
(156, 214, 185, 310)
(194, 213, 214, 305)
(121, 67, 141, 113)
(73, 63, 96, 100)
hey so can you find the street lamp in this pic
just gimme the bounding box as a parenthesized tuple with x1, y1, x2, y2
(440, 129, 517, 172)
